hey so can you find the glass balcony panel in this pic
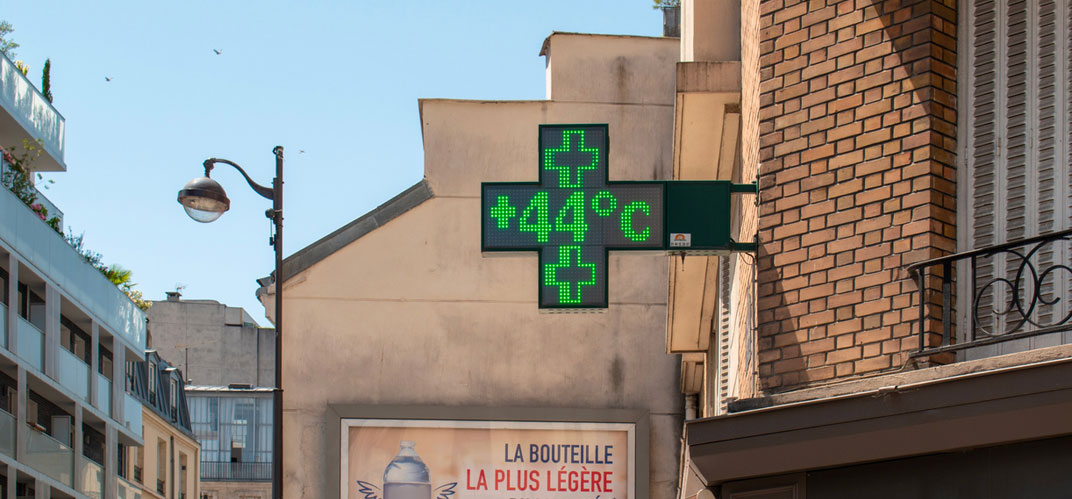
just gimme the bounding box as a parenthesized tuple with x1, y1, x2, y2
(0, 407, 14, 458)
(58, 347, 90, 400)
(0, 187, 145, 353)
(117, 475, 142, 499)
(23, 425, 74, 486)
(124, 393, 142, 435)
(16, 315, 43, 371)
(2, 158, 64, 226)
(0, 302, 6, 349)
(0, 52, 65, 170)
(96, 373, 112, 417)
(80, 457, 104, 499)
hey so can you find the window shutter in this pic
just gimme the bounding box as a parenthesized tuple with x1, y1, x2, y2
(960, 0, 1072, 355)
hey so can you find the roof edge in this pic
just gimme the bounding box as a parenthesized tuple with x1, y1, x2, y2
(274, 180, 434, 283)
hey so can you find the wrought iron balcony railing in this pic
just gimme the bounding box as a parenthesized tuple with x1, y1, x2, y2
(200, 461, 272, 481)
(907, 229, 1072, 357)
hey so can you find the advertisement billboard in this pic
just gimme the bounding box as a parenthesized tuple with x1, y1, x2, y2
(341, 419, 635, 499)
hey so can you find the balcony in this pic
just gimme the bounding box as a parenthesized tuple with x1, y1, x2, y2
(117, 475, 142, 499)
(156, 478, 165, 495)
(0, 302, 6, 349)
(16, 315, 43, 371)
(79, 457, 104, 499)
(0, 51, 65, 171)
(23, 425, 74, 487)
(96, 373, 112, 417)
(58, 347, 90, 400)
(200, 460, 273, 481)
(0, 407, 13, 458)
(0, 184, 146, 352)
(123, 393, 142, 435)
(908, 229, 1072, 359)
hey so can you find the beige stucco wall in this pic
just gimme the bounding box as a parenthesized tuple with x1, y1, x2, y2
(681, 0, 741, 62)
(139, 408, 200, 499)
(274, 34, 681, 499)
(544, 33, 678, 105)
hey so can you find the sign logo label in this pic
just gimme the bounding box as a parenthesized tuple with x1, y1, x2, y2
(481, 124, 665, 309)
(669, 233, 692, 248)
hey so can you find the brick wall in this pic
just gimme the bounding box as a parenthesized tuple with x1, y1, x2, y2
(755, 0, 957, 390)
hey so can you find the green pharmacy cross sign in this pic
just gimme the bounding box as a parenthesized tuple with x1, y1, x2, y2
(482, 124, 664, 309)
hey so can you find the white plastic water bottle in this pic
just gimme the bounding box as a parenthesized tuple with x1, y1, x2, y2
(383, 441, 432, 499)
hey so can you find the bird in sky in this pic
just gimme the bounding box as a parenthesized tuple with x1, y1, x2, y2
(213, 49, 223, 55)
(104, 76, 111, 82)
(299, 150, 306, 154)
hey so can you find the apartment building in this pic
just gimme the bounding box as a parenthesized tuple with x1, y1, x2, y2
(668, 0, 1072, 496)
(0, 51, 149, 499)
(124, 351, 199, 499)
(146, 296, 274, 499)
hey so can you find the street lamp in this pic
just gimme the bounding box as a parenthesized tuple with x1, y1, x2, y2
(178, 146, 284, 499)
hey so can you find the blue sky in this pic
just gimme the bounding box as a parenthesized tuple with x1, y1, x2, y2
(4, 2, 664, 324)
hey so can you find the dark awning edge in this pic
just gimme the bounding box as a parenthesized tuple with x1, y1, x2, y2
(686, 355, 1072, 486)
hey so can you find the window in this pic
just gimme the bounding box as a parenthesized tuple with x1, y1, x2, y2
(157, 439, 167, 493)
(133, 445, 144, 483)
(60, 315, 91, 364)
(148, 362, 157, 403)
(126, 361, 136, 391)
(117, 443, 128, 479)
(16, 282, 45, 331)
(0, 266, 8, 304)
(99, 345, 113, 379)
(170, 378, 178, 420)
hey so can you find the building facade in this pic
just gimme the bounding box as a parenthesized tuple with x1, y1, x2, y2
(126, 351, 199, 499)
(259, 32, 683, 499)
(670, 0, 1072, 496)
(0, 50, 149, 499)
(147, 297, 274, 499)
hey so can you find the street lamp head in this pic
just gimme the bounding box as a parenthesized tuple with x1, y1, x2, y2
(177, 175, 230, 223)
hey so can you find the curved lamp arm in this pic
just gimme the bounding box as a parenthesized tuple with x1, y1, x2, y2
(203, 157, 275, 200)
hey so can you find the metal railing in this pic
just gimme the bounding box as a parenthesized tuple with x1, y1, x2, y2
(907, 229, 1072, 356)
(200, 460, 273, 481)
(157, 478, 165, 495)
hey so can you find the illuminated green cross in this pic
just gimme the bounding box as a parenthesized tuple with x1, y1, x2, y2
(481, 124, 666, 309)
(489, 195, 515, 229)
(543, 246, 597, 304)
(543, 129, 599, 188)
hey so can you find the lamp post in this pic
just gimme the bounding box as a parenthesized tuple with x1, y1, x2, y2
(178, 146, 284, 499)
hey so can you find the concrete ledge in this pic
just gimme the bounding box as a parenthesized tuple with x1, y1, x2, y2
(676, 62, 741, 93)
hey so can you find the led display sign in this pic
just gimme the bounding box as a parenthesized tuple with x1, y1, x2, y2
(482, 124, 664, 309)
